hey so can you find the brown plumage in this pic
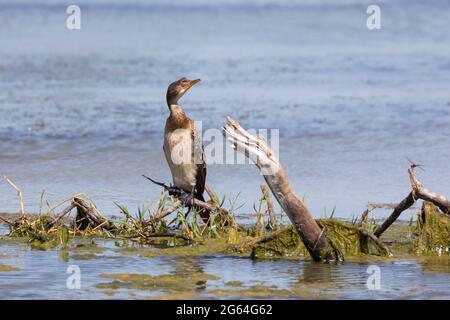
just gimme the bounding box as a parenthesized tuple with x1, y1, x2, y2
(163, 77, 208, 221)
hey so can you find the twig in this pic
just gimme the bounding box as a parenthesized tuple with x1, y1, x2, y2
(358, 209, 369, 228)
(361, 230, 391, 256)
(2, 176, 25, 217)
(374, 167, 450, 238)
(260, 184, 277, 230)
(0, 215, 13, 226)
(142, 232, 191, 241)
(152, 200, 182, 221)
(142, 175, 226, 215)
(39, 189, 46, 216)
(205, 184, 220, 205)
(49, 203, 76, 228)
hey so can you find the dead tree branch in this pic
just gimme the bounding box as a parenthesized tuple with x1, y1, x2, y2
(375, 167, 450, 238)
(408, 168, 450, 215)
(2, 176, 25, 217)
(142, 175, 227, 219)
(374, 192, 415, 238)
(223, 116, 339, 261)
(260, 184, 277, 230)
(73, 197, 114, 231)
(0, 215, 13, 226)
(49, 203, 77, 228)
(152, 200, 182, 221)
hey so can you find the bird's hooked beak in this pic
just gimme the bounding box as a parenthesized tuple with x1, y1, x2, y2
(181, 79, 201, 91)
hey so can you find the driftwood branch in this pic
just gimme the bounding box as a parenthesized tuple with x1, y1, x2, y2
(361, 230, 391, 256)
(153, 200, 182, 221)
(408, 168, 450, 215)
(374, 192, 415, 238)
(142, 175, 227, 220)
(223, 116, 337, 261)
(205, 184, 220, 205)
(2, 176, 25, 217)
(375, 167, 450, 238)
(358, 209, 369, 228)
(49, 203, 77, 228)
(260, 184, 277, 230)
(0, 215, 13, 226)
(73, 197, 114, 231)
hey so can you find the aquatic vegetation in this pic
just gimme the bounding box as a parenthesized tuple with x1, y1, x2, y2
(225, 280, 243, 287)
(250, 219, 390, 260)
(209, 285, 341, 299)
(0, 264, 21, 272)
(414, 202, 450, 255)
(0, 169, 448, 264)
(96, 272, 220, 294)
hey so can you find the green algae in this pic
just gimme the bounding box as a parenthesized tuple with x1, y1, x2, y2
(225, 280, 243, 287)
(71, 243, 107, 255)
(2, 214, 450, 300)
(209, 284, 341, 299)
(250, 226, 307, 259)
(118, 238, 250, 258)
(30, 239, 58, 250)
(100, 290, 116, 297)
(96, 272, 220, 294)
(419, 256, 450, 273)
(250, 219, 390, 260)
(95, 272, 340, 299)
(2, 204, 449, 264)
(413, 202, 450, 256)
(0, 264, 21, 272)
(70, 253, 119, 260)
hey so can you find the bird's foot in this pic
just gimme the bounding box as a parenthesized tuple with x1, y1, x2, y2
(179, 192, 195, 207)
(167, 186, 183, 197)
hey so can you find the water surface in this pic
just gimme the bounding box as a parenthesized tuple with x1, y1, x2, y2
(0, 1, 449, 226)
(1, 226, 449, 299)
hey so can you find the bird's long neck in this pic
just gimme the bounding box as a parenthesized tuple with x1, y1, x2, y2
(166, 95, 178, 108)
(168, 104, 189, 129)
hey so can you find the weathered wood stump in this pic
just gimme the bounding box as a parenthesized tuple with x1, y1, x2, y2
(223, 117, 345, 261)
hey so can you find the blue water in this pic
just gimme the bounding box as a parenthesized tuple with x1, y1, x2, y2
(0, 0, 450, 221)
(1, 222, 449, 299)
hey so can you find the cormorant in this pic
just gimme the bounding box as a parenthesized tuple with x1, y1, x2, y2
(163, 77, 208, 222)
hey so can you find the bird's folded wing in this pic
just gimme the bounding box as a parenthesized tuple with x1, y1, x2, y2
(192, 121, 206, 197)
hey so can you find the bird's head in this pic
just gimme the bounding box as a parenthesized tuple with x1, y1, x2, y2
(166, 77, 201, 107)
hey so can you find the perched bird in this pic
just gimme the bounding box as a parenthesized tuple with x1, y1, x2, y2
(163, 77, 209, 222)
